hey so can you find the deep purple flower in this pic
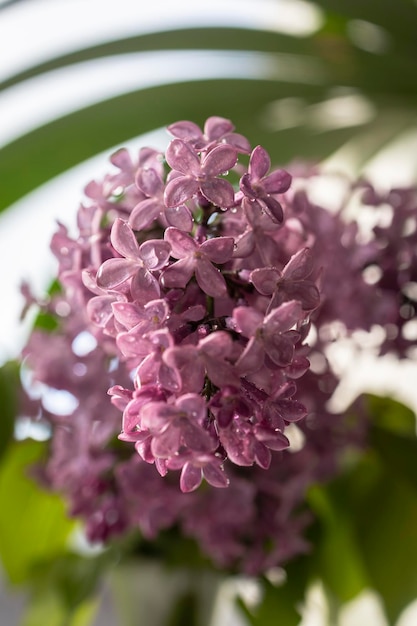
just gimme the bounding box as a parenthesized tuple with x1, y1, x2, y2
(233, 300, 303, 373)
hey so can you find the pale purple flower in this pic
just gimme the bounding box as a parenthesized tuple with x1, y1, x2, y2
(240, 145, 292, 223)
(167, 116, 251, 153)
(110, 146, 164, 186)
(251, 248, 320, 312)
(218, 416, 289, 470)
(233, 198, 283, 265)
(163, 331, 240, 394)
(96, 218, 170, 304)
(129, 166, 193, 232)
(118, 328, 181, 392)
(164, 139, 238, 208)
(160, 227, 234, 297)
(112, 298, 169, 333)
(166, 451, 229, 492)
(140, 393, 216, 462)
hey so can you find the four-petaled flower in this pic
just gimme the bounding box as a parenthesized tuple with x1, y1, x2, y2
(163, 331, 240, 394)
(160, 227, 234, 297)
(233, 300, 303, 373)
(240, 145, 292, 223)
(129, 166, 192, 232)
(167, 115, 251, 154)
(164, 139, 238, 208)
(96, 218, 171, 304)
(251, 248, 320, 312)
(140, 393, 216, 461)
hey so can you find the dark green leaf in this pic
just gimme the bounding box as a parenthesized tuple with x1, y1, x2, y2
(0, 78, 327, 214)
(308, 483, 369, 603)
(356, 466, 417, 624)
(0, 361, 20, 460)
(238, 557, 310, 626)
(371, 426, 417, 494)
(366, 394, 416, 436)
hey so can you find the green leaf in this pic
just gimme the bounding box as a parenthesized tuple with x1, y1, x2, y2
(30, 552, 112, 612)
(238, 558, 310, 626)
(0, 27, 320, 93)
(0, 361, 20, 460)
(370, 426, 417, 494)
(308, 483, 369, 603)
(0, 440, 75, 584)
(310, 408, 417, 625)
(366, 393, 416, 436)
(0, 78, 328, 214)
(355, 465, 417, 624)
(20, 590, 98, 626)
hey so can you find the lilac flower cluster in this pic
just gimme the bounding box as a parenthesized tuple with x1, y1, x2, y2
(20, 117, 416, 574)
(77, 118, 316, 494)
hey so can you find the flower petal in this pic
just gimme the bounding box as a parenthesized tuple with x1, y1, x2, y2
(111, 301, 142, 329)
(110, 218, 139, 259)
(284, 280, 320, 310)
(195, 256, 227, 297)
(139, 239, 171, 270)
(233, 306, 263, 337)
(152, 426, 181, 458)
(262, 169, 292, 194)
(130, 267, 160, 304)
(204, 116, 234, 140)
(264, 300, 302, 335)
(202, 462, 229, 488)
(167, 120, 202, 141)
(164, 227, 197, 258)
(96, 258, 137, 289)
(248, 145, 270, 180)
(199, 331, 233, 358)
(182, 421, 214, 453)
(165, 204, 193, 231)
(129, 198, 161, 230)
(262, 196, 284, 224)
(200, 236, 234, 264)
(180, 463, 202, 493)
(250, 267, 281, 296)
(236, 337, 265, 373)
(200, 178, 235, 208)
(135, 167, 163, 196)
(160, 256, 195, 290)
(165, 139, 200, 176)
(164, 175, 199, 208)
(283, 248, 314, 281)
(264, 333, 295, 367)
(87, 295, 116, 327)
(201, 144, 237, 177)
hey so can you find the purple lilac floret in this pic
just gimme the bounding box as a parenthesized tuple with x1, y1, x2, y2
(19, 116, 416, 575)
